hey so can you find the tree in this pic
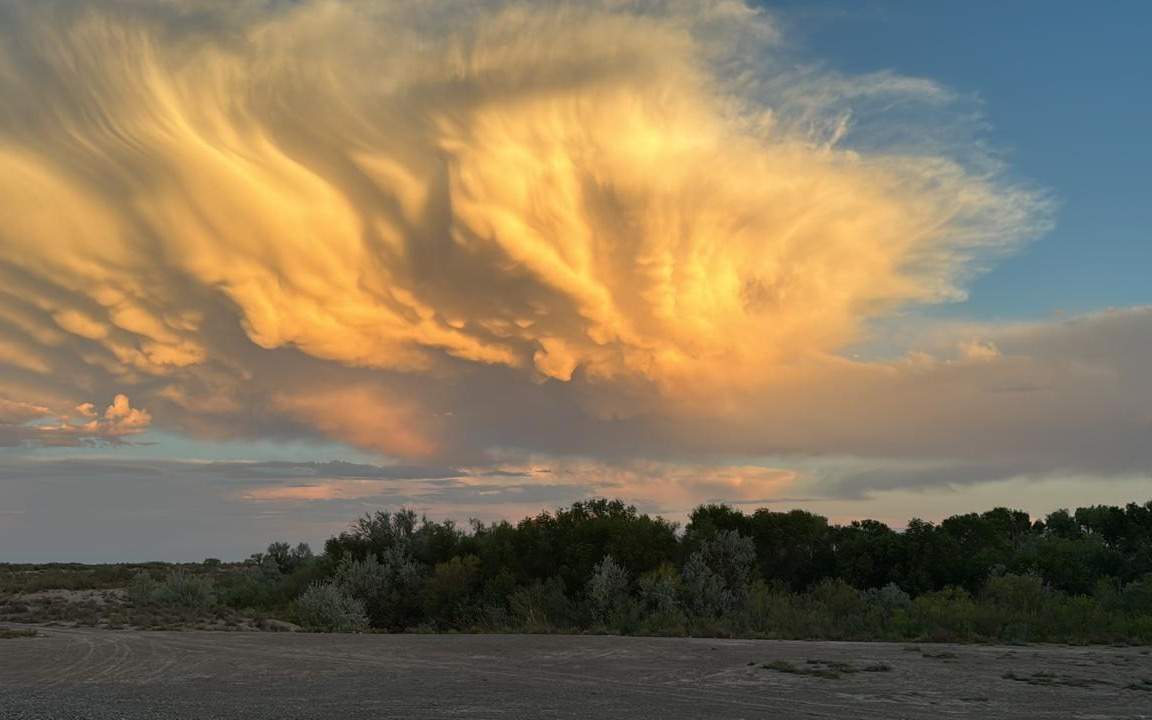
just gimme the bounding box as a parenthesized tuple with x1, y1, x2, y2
(748, 509, 834, 590)
(423, 555, 482, 626)
(681, 530, 756, 617)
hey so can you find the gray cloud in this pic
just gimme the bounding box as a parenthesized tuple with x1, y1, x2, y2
(0, 456, 594, 561)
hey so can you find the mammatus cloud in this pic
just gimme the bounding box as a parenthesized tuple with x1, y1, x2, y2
(0, 394, 150, 447)
(9, 0, 1138, 504)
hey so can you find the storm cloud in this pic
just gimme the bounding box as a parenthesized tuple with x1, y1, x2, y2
(3, 0, 1143, 522)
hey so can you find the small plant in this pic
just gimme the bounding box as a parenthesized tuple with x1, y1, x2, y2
(761, 660, 799, 673)
(1002, 671, 1109, 688)
(862, 663, 892, 672)
(760, 659, 862, 679)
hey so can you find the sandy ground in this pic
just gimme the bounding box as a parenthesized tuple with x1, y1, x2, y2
(1, 626, 1150, 719)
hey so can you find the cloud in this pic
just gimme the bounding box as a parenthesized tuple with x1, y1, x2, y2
(3, 0, 1137, 508)
(0, 393, 151, 447)
(0, 0, 1047, 460)
(4, 452, 1148, 562)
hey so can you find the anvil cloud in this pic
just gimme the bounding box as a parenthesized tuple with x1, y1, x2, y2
(8, 0, 1138, 511)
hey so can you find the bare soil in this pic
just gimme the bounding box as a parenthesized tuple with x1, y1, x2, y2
(1, 625, 1150, 719)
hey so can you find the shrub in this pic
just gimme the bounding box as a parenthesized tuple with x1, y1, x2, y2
(1116, 574, 1152, 614)
(803, 579, 869, 639)
(983, 573, 1048, 614)
(127, 571, 159, 606)
(129, 570, 215, 609)
(294, 582, 368, 632)
(865, 582, 912, 611)
(905, 586, 981, 641)
(638, 563, 681, 616)
(335, 547, 425, 630)
(681, 530, 756, 618)
(586, 555, 631, 626)
(509, 577, 572, 631)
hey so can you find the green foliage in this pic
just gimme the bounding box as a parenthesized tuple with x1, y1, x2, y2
(586, 555, 631, 627)
(0, 563, 139, 593)
(510, 498, 679, 594)
(282, 498, 1152, 639)
(261, 542, 314, 575)
(509, 577, 572, 631)
(29, 497, 1152, 642)
(334, 548, 425, 630)
(129, 570, 215, 609)
(294, 582, 368, 632)
(423, 555, 482, 626)
(680, 530, 755, 617)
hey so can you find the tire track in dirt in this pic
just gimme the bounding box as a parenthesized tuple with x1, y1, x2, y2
(132, 632, 930, 719)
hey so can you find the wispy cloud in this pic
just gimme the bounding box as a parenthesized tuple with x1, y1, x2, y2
(0, 0, 1046, 464)
(5, 0, 1142, 525)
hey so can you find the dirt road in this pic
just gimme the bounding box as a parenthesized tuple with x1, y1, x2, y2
(1, 626, 1149, 718)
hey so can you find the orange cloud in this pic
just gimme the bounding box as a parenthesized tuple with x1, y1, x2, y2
(0, 0, 1052, 466)
(0, 393, 151, 447)
(273, 385, 438, 459)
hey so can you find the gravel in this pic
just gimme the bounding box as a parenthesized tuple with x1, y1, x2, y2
(1, 626, 1150, 719)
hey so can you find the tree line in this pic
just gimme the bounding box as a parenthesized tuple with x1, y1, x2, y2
(136, 498, 1152, 642)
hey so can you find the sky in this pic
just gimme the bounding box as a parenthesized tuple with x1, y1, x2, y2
(0, 0, 1149, 561)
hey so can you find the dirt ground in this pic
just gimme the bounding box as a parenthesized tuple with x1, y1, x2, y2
(1, 626, 1150, 719)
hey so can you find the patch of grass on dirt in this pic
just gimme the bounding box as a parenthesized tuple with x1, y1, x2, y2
(759, 659, 892, 680)
(761, 660, 801, 673)
(862, 663, 893, 672)
(0, 627, 39, 639)
(1001, 671, 1110, 688)
(921, 650, 959, 659)
(0, 592, 256, 631)
(1124, 679, 1152, 692)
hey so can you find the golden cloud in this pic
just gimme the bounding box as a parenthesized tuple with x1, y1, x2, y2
(0, 0, 1048, 458)
(0, 393, 151, 447)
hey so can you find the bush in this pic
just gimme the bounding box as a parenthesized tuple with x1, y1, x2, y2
(905, 586, 981, 641)
(865, 582, 912, 611)
(638, 563, 681, 616)
(586, 555, 631, 626)
(335, 547, 425, 630)
(294, 582, 368, 632)
(681, 530, 755, 618)
(983, 573, 1048, 614)
(129, 570, 215, 609)
(509, 577, 572, 631)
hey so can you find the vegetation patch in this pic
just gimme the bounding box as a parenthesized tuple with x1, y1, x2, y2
(6, 497, 1152, 643)
(0, 627, 39, 639)
(1001, 671, 1111, 688)
(759, 659, 891, 680)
